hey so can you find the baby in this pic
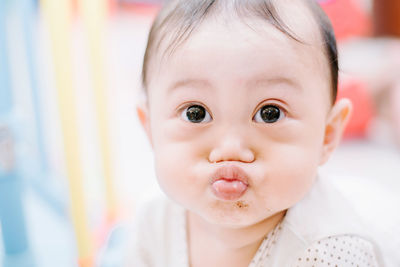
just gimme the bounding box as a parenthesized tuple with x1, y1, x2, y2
(127, 0, 382, 266)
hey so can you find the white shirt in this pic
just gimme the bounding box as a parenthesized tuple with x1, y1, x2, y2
(124, 176, 382, 267)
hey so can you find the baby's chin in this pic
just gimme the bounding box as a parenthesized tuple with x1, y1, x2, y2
(165, 189, 283, 228)
(187, 200, 277, 229)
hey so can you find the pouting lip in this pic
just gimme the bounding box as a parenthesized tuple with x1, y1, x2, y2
(210, 164, 250, 186)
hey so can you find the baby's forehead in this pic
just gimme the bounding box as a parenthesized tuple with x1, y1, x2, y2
(144, 0, 335, 105)
(173, 0, 321, 48)
(153, 0, 326, 69)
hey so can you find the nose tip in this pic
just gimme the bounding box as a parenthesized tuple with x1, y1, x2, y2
(208, 137, 255, 163)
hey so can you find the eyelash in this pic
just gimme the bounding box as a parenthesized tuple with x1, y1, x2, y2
(179, 103, 213, 123)
(253, 103, 286, 124)
(178, 102, 287, 123)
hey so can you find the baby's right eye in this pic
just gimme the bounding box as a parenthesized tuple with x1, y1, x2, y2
(181, 104, 212, 123)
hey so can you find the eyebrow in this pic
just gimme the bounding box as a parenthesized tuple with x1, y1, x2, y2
(249, 76, 301, 90)
(167, 76, 300, 93)
(167, 79, 212, 93)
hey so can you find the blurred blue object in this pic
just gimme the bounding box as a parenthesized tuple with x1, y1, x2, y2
(0, 1, 35, 266)
(0, 166, 34, 267)
(1, 0, 73, 265)
(0, 0, 13, 114)
(0, 166, 28, 255)
(18, 0, 67, 217)
(21, 0, 47, 172)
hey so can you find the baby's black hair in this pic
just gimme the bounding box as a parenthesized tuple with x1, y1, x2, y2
(142, 0, 338, 104)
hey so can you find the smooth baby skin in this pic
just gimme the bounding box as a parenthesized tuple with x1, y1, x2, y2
(138, 1, 351, 266)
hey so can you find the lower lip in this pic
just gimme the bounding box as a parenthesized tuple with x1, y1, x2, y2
(211, 179, 248, 201)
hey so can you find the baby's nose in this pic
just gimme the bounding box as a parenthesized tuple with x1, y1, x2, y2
(208, 133, 255, 163)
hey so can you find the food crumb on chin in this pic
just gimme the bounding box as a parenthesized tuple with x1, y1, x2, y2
(235, 201, 249, 209)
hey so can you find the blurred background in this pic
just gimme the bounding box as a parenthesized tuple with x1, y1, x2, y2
(0, 0, 399, 266)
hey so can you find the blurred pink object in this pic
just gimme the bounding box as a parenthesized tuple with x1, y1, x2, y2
(337, 79, 375, 139)
(319, 0, 372, 40)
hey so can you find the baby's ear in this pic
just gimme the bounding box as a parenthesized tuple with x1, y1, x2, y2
(136, 102, 153, 147)
(320, 98, 352, 165)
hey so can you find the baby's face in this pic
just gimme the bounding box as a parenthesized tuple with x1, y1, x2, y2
(141, 13, 342, 227)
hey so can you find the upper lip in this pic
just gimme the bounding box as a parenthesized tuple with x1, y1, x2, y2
(210, 164, 250, 185)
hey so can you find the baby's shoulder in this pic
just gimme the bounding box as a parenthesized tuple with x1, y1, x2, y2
(134, 195, 181, 227)
(124, 196, 187, 267)
(275, 175, 384, 266)
(130, 195, 185, 245)
(285, 175, 370, 239)
(292, 234, 379, 267)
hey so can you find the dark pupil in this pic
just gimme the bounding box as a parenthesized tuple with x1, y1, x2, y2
(261, 105, 280, 123)
(186, 105, 206, 123)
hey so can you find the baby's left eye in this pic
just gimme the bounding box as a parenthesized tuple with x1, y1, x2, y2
(181, 104, 212, 123)
(253, 105, 285, 123)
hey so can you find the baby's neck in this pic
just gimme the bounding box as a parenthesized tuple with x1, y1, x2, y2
(187, 210, 285, 267)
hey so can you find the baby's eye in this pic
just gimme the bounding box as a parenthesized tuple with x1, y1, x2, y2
(181, 104, 212, 123)
(253, 105, 285, 123)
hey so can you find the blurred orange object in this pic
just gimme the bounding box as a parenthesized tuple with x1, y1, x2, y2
(374, 0, 400, 37)
(338, 79, 375, 139)
(78, 256, 94, 267)
(319, 0, 372, 40)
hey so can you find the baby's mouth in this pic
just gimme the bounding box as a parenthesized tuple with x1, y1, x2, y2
(210, 165, 249, 201)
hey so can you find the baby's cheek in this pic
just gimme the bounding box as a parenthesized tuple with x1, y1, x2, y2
(267, 119, 325, 147)
(263, 146, 319, 209)
(161, 119, 210, 143)
(154, 143, 205, 202)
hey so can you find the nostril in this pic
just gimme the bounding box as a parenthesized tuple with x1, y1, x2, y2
(242, 150, 255, 163)
(208, 149, 221, 164)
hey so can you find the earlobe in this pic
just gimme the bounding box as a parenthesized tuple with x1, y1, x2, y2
(319, 98, 352, 165)
(136, 102, 153, 147)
